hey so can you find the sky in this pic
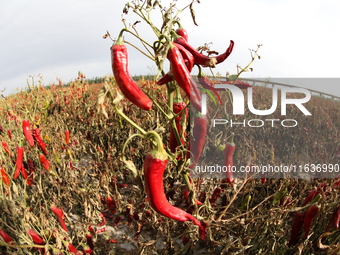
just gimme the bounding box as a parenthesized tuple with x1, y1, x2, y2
(1, 0, 340, 97)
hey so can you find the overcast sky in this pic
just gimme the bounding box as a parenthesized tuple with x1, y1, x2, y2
(1, 0, 339, 97)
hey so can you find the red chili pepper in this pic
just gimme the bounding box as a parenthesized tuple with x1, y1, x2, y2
(111, 31, 152, 111)
(288, 212, 305, 246)
(187, 112, 207, 170)
(14, 146, 24, 179)
(32, 128, 48, 155)
(1, 142, 12, 157)
(51, 205, 68, 232)
(175, 26, 189, 42)
(209, 187, 221, 206)
(0, 167, 11, 186)
(223, 134, 235, 186)
(215, 40, 235, 64)
(303, 203, 320, 239)
(65, 130, 71, 144)
(197, 65, 222, 105)
(157, 42, 194, 85)
(106, 196, 117, 214)
(27, 229, 44, 245)
(143, 132, 206, 239)
(66, 242, 83, 255)
(167, 43, 202, 111)
(21, 165, 32, 186)
(0, 229, 15, 245)
(169, 99, 188, 153)
(174, 36, 217, 67)
(22, 120, 35, 147)
(7, 129, 12, 141)
(39, 154, 50, 171)
(85, 234, 94, 250)
(302, 190, 320, 206)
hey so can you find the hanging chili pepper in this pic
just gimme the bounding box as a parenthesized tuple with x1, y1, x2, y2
(157, 42, 194, 85)
(32, 128, 48, 155)
(175, 23, 189, 41)
(187, 112, 207, 169)
(222, 133, 235, 186)
(197, 65, 222, 105)
(0, 229, 15, 245)
(174, 35, 218, 67)
(0, 167, 10, 186)
(14, 146, 24, 180)
(51, 205, 68, 232)
(143, 132, 206, 239)
(39, 154, 50, 171)
(111, 30, 152, 111)
(215, 40, 235, 64)
(303, 203, 320, 239)
(167, 43, 202, 112)
(288, 212, 305, 246)
(169, 98, 188, 153)
(22, 120, 35, 147)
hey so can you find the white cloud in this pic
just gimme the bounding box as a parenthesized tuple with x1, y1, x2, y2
(0, 0, 339, 96)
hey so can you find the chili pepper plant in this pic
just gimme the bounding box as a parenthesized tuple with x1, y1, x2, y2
(1, 1, 340, 255)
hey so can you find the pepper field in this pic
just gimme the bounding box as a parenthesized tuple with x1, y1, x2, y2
(0, 74, 340, 254)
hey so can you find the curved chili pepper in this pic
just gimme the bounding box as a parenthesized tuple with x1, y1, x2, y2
(39, 154, 50, 171)
(0, 167, 10, 186)
(167, 43, 202, 111)
(51, 205, 68, 232)
(27, 229, 45, 254)
(303, 203, 320, 239)
(33, 128, 48, 155)
(14, 146, 24, 179)
(22, 120, 35, 147)
(143, 132, 206, 239)
(288, 212, 305, 246)
(111, 32, 152, 111)
(215, 40, 235, 64)
(187, 112, 207, 169)
(174, 36, 217, 67)
(169, 99, 188, 153)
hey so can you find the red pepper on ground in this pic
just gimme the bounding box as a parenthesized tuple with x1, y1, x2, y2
(14, 146, 24, 179)
(22, 120, 35, 147)
(111, 30, 153, 111)
(0, 167, 10, 186)
(1, 142, 12, 157)
(288, 212, 305, 246)
(51, 205, 68, 232)
(0, 229, 15, 245)
(27, 229, 45, 254)
(167, 43, 202, 111)
(222, 134, 235, 186)
(303, 203, 321, 239)
(65, 130, 71, 144)
(39, 154, 50, 171)
(143, 131, 206, 239)
(187, 112, 207, 170)
(32, 128, 48, 155)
